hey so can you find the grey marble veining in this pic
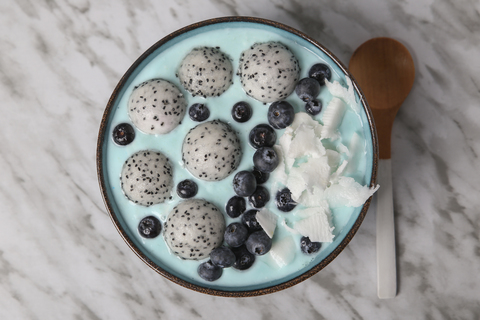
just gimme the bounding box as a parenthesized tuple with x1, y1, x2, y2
(0, 0, 479, 319)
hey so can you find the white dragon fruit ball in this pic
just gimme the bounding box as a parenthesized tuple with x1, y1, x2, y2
(182, 120, 242, 181)
(120, 150, 173, 206)
(177, 46, 233, 97)
(164, 199, 226, 260)
(238, 42, 300, 103)
(128, 79, 186, 135)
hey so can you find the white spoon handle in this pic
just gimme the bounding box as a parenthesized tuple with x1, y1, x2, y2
(376, 159, 397, 299)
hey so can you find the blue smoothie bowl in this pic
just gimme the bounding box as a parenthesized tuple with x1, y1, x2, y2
(96, 16, 378, 297)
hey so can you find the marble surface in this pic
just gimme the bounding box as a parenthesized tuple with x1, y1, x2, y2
(0, 0, 479, 319)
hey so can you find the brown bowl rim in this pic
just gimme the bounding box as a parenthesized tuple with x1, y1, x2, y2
(96, 16, 378, 298)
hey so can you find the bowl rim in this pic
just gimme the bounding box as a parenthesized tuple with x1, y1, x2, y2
(96, 15, 378, 297)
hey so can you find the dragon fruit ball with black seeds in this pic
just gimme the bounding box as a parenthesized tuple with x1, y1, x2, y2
(238, 42, 300, 103)
(164, 199, 225, 260)
(128, 79, 187, 134)
(177, 46, 233, 98)
(182, 120, 242, 181)
(120, 150, 173, 206)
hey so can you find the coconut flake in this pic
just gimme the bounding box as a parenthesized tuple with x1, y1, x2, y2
(298, 157, 330, 190)
(324, 78, 347, 99)
(298, 185, 326, 207)
(285, 154, 331, 203)
(283, 112, 325, 161)
(321, 97, 346, 140)
(326, 149, 341, 170)
(344, 132, 364, 176)
(278, 129, 295, 171)
(286, 172, 306, 201)
(289, 123, 324, 159)
(325, 176, 380, 208)
(294, 207, 334, 242)
(329, 159, 348, 184)
(290, 112, 321, 131)
(336, 142, 350, 156)
(325, 77, 360, 113)
(272, 145, 288, 186)
(256, 208, 278, 238)
(269, 236, 296, 268)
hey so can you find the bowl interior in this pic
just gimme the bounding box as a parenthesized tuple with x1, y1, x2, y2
(97, 17, 377, 296)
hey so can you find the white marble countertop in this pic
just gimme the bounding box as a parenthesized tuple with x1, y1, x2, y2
(1, 0, 479, 319)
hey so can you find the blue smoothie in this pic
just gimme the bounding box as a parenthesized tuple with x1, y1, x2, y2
(102, 22, 374, 292)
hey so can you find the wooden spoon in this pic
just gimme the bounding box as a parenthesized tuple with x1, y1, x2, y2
(349, 38, 415, 299)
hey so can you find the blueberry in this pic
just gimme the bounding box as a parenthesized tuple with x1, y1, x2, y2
(267, 101, 295, 129)
(224, 222, 249, 248)
(188, 103, 210, 122)
(295, 78, 321, 102)
(253, 147, 279, 173)
(241, 209, 262, 233)
(232, 101, 252, 123)
(245, 230, 272, 256)
(275, 188, 297, 212)
(198, 260, 223, 281)
(225, 196, 246, 218)
(176, 179, 198, 198)
(232, 245, 255, 270)
(138, 216, 162, 239)
(210, 246, 236, 268)
(113, 123, 135, 146)
(252, 167, 270, 184)
(249, 124, 276, 149)
(248, 186, 270, 208)
(233, 171, 257, 197)
(308, 63, 332, 86)
(305, 99, 322, 115)
(300, 236, 322, 254)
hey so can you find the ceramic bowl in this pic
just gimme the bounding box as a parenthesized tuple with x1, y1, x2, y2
(96, 16, 378, 297)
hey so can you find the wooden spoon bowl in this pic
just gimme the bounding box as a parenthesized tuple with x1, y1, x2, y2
(349, 38, 415, 159)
